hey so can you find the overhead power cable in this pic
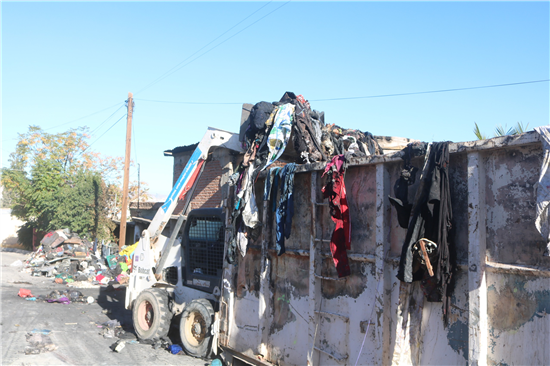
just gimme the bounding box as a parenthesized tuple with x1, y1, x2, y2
(134, 79, 549, 105)
(1, 102, 124, 142)
(134, 98, 242, 105)
(132, 118, 138, 169)
(135, 1, 274, 96)
(78, 113, 127, 157)
(43, 102, 123, 131)
(309, 79, 550, 102)
(90, 104, 126, 135)
(134, 0, 291, 96)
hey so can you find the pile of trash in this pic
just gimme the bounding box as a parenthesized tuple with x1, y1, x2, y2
(18, 288, 96, 304)
(240, 92, 382, 167)
(20, 229, 137, 287)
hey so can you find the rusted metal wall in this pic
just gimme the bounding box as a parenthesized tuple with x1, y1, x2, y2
(220, 131, 550, 366)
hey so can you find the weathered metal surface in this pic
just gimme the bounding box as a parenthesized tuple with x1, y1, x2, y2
(220, 131, 549, 366)
(486, 272, 550, 365)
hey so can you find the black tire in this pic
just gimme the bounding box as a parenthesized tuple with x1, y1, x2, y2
(180, 298, 215, 358)
(132, 288, 171, 341)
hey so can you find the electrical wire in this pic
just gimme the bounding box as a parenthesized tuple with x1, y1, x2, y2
(90, 104, 126, 135)
(43, 102, 123, 132)
(78, 113, 127, 157)
(132, 115, 138, 171)
(135, 1, 274, 96)
(1, 102, 124, 142)
(134, 79, 549, 105)
(309, 79, 550, 102)
(134, 98, 242, 105)
(134, 1, 291, 96)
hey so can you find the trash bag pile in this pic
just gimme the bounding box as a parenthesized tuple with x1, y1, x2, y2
(21, 229, 138, 287)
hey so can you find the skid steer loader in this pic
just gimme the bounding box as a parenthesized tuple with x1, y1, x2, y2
(125, 127, 242, 358)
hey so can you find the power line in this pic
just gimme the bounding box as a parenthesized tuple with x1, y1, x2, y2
(135, 1, 291, 96)
(134, 79, 550, 105)
(1, 102, 124, 143)
(78, 113, 127, 157)
(90, 104, 126, 135)
(134, 98, 242, 105)
(132, 114, 138, 169)
(43, 102, 123, 132)
(135, 1, 274, 96)
(309, 79, 550, 102)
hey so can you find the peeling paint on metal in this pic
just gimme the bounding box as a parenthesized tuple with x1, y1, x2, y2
(447, 320, 469, 361)
(488, 277, 550, 331)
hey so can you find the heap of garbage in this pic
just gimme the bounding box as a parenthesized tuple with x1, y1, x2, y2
(20, 229, 137, 287)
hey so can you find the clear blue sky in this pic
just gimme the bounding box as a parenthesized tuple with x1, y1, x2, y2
(2, 1, 549, 199)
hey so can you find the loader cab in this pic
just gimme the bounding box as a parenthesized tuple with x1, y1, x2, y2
(181, 208, 225, 294)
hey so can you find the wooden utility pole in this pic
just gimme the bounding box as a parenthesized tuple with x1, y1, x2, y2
(119, 92, 133, 249)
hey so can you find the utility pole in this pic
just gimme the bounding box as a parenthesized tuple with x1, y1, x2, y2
(119, 92, 133, 249)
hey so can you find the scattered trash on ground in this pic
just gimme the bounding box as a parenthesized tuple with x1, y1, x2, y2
(110, 340, 126, 353)
(18, 288, 34, 298)
(15, 229, 137, 288)
(169, 344, 184, 355)
(10, 259, 23, 267)
(25, 333, 57, 355)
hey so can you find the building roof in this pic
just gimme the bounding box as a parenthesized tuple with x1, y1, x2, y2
(163, 143, 198, 156)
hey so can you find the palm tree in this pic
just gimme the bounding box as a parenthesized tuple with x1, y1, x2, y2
(473, 122, 530, 140)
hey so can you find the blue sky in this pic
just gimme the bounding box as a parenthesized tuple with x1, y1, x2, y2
(2, 1, 549, 198)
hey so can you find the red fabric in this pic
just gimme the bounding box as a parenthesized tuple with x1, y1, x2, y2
(95, 274, 105, 282)
(322, 163, 351, 278)
(18, 288, 34, 298)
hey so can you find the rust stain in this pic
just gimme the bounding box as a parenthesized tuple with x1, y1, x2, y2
(321, 260, 369, 299)
(269, 256, 309, 334)
(488, 281, 537, 331)
(235, 248, 261, 298)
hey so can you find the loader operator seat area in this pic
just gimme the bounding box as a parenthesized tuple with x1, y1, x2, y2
(182, 208, 225, 294)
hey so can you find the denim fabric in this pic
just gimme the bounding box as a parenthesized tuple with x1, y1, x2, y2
(276, 163, 296, 255)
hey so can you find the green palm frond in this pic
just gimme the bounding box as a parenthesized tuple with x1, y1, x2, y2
(473, 122, 487, 140)
(494, 124, 515, 137)
(514, 121, 530, 134)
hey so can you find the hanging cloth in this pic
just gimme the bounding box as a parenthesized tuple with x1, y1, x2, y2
(396, 142, 454, 324)
(262, 103, 295, 171)
(534, 126, 550, 256)
(275, 163, 297, 255)
(240, 162, 261, 229)
(322, 155, 351, 277)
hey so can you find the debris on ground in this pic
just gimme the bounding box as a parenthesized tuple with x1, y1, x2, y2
(16, 229, 137, 288)
(24, 333, 57, 354)
(110, 340, 126, 353)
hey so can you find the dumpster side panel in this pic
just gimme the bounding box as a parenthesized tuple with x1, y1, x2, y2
(485, 145, 548, 266)
(487, 272, 550, 365)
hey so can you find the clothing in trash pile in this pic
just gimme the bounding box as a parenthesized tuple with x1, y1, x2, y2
(395, 141, 455, 325)
(21, 230, 138, 287)
(322, 154, 351, 278)
(228, 91, 382, 263)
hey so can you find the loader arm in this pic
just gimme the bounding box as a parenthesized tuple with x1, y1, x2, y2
(125, 127, 242, 310)
(147, 127, 242, 243)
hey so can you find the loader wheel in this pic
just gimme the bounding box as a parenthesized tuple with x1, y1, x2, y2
(180, 299, 215, 358)
(132, 288, 171, 341)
